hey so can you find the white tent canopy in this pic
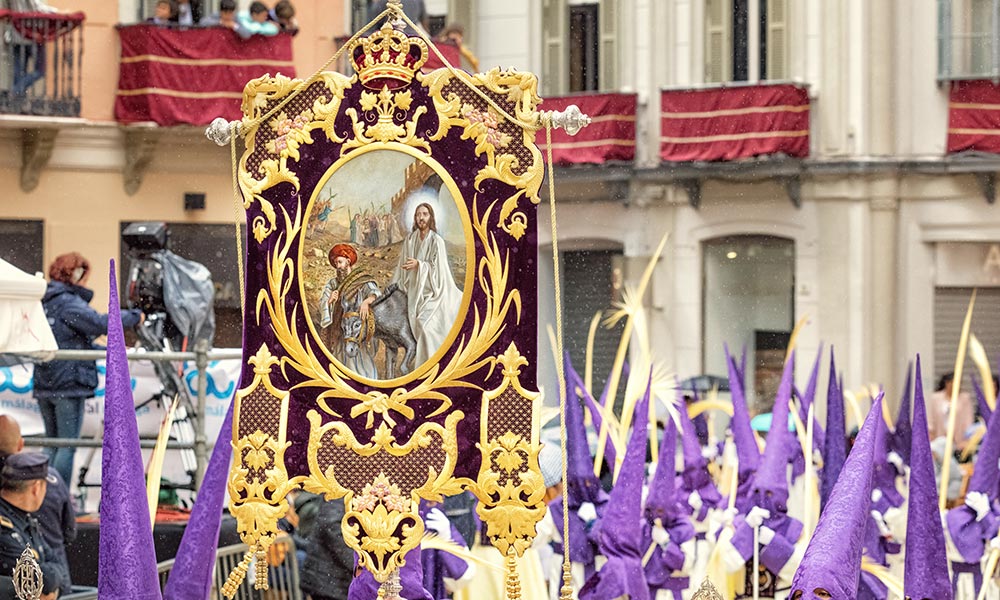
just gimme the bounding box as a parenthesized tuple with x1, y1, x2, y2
(0, 258, 56, 354)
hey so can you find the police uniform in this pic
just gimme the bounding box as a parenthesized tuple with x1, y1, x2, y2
(0, 452, 70, 597)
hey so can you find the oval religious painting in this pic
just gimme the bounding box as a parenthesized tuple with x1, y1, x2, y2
(301, 146, 473, 384)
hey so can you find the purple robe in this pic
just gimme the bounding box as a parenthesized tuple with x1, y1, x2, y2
(641, 517, 695, 598)
(347, 547, 433, 600)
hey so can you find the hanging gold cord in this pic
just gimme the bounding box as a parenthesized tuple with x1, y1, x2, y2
(543, 125, 574, 600)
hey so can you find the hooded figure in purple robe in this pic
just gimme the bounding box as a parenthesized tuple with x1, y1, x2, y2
(788, 392, 883, 600)
(565, 355, 617, 477)
(726, 344, 760, 514)
(869, 404, 905, 515)
(418, 502, 472, 599)
(889, 362, 913, 465)
(857, 414, 899, 600)
(641, 416, 696, 599)
(945, 373, 1000, 597)
(578, 379, 653, 600)
(725, 356, 804, 590)
(549, 353, 609, 579)
(904, 356, 953, 600)
(677, 389, 723, 522)
(348, 548, 433, 600)
(820, 349, 845, 512)
(790, 348, 825, 482)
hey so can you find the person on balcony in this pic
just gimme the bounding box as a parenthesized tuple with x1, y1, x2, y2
(199, 0, 237, 30)
(171, 0, 201, 27)
(4, 0, 58, 97)
(32, 253, 143, 485)
(269, 0, 298, 34)
(236, 1, 279, 39)
(147, 0, 177, 26)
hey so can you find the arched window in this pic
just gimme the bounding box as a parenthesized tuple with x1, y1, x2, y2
(702, 234, 794, 410)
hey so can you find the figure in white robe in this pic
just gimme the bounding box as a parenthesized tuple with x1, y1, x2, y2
(391, 202, 462, 367)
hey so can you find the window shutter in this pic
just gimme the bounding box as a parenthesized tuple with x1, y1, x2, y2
(705, 0, 732, 83)
(542, 0, 568, 95)
(766, 0, 788, 80)
(599, 0, 618, 91)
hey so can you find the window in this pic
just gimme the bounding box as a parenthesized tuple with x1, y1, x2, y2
(0, 220, 43, 275)
(119, 222, 246, 349)
(542, 0, 618, 95)
(569, 3, 599, 92)
(939, 0, 999, 79)
(702, 235, 794, 411)
(705, 0, 788, 83)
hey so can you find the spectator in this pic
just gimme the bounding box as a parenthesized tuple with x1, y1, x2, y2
(236, 1, 279, 39)
(199, 0, 237, 30)
(369, 0, 426, 36)
(4, 0, 59, 96)
(171, 0, 202, 26)
(435, 23, 479, 72)
(0, 416, 75, 597)
(32, 252, 143, 485)
(300, 497, 354, 600)
(147, 0, 177, 25)
(0, 453, 71, 599)
(270, 0, 298, 34)
(929, 371, 975, 452)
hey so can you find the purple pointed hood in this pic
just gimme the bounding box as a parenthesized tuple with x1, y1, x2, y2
(677, 390, 722, 512)
(563, 352, 608, 508)
(645, 415, 682, 523)
(99, 261, 162, 600)
(966, 383, 1000, 497)
(579, 379, 652, 600)
(904, 356, 953, 600)
(565, 354, 618, 475)
(789, 392, 884, 600)
(971, 373, 993, 423)
(749, 353, 797, 511)
(890, 363, 913, 465)
(798, 345, 824, 418)
(820, 348, 845, 512)
(871, 400, 904, 510)
(163, 400, 235, 600)
(725, 344, 759, 501)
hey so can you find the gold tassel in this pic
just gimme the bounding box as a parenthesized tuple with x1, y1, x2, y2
(505, 549, 521, 600)
(559, 560, 573, 600)
(221, 550, 254, 598)
(254, 546, 270, 590)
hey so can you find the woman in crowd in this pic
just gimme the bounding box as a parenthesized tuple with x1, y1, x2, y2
(32, 253, 142, 484)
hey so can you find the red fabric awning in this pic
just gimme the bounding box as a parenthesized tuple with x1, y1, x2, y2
(0, 10, 85, 42)
(535, 92, 636, 165)
(947, 80, 1000, 153)
(660, 83, 810, 162)
(115, 24, 296, 126)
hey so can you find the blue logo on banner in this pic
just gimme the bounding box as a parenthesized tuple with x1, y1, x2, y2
(184, 361, 236, 399)
(0, 367, 32, 394)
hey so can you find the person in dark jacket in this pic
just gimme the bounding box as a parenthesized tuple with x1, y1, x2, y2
(0, 415, 76, 596)
(299, 497, 355, 600)
(32, 253, 142, 484)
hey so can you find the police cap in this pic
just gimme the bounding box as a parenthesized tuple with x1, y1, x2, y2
(1, 452, 49, 481)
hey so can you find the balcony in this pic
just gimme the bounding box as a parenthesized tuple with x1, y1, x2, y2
(115, 24, 296, 127)
(0, 9, 85, 118)
(536, 91, 637, 165)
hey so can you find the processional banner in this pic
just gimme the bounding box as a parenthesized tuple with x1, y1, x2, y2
(226, 21, 551, 588)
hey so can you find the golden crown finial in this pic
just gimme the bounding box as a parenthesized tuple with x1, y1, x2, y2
(350, 22, 428, 90)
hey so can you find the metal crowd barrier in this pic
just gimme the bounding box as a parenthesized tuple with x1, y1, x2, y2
(8, 347, 242, 488)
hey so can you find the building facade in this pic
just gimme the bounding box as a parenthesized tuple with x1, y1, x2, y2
(3, 0, 999, 413)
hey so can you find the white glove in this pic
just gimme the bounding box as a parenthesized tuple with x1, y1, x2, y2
(720, 507, 738, 528)
(871, 488, 883, 503)
(688, 490, 704, 512)
(870, 510, 892, 538)
(578, 501, 598, 524)
(651, 523, 671, 547)
(701, 444, 719, 460)
(758, 525, 775, 545)
(966, 491, 992, 522)
(425, 508, 452, 540)
(887, 451, 905, 471)
(746, 506, 771, 529)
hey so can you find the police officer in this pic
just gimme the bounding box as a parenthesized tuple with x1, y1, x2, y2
(0, 452, 70, 599)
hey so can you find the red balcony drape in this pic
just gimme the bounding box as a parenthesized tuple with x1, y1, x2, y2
(535, 92, 636, 165)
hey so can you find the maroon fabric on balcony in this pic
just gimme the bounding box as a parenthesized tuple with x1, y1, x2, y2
(115, 24, 296, 126)
(660, 84, 810, 162)
(947, 80, 1000, 154)
(0, 10, 85, 43)
(420, 41, 463, 71)
(535, 92, 636, 164)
